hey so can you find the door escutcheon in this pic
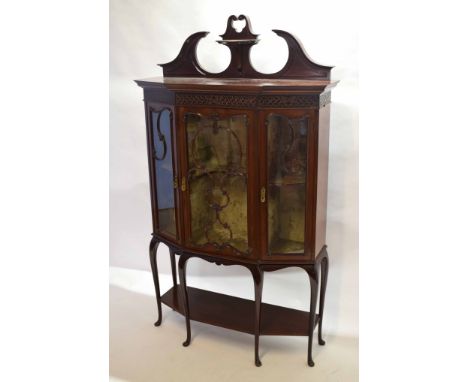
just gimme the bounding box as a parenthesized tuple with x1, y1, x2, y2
(260, 187, 266, 203)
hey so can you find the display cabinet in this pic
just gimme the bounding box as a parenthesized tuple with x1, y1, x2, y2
(135, 15, 338, 367)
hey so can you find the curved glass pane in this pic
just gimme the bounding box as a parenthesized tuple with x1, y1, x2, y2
(267, 114, 308, 254)
(151, 109, 176, 237)
(185, 113, 248, 254)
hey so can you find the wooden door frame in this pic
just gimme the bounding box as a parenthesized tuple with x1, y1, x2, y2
(176, 106, 260, 260)
(145, 101, 182, 244)
(257, 108, 319, 261)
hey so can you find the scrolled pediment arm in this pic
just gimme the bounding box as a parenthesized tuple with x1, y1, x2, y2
(159, 15, 332, 79)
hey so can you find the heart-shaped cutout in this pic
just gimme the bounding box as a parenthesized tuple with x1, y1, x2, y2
(231, 18, 246, 33)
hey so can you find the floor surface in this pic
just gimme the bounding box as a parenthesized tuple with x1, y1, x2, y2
(110, 267, 358, 382)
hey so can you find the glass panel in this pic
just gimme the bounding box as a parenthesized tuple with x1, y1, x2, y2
(151, 109, 176, 237)
(267, 114, 308, 254)
(186, 113, 249, 254)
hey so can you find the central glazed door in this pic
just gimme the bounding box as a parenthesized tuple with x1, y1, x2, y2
(177, 107, 259, 259)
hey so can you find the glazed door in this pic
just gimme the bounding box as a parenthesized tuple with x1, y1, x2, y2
(178, 107, 258, 258)
(147, 104, 181, 241)
(259, 109, 317, 260)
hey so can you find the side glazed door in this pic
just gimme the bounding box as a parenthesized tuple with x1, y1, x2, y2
(258, 108, 318, 260)
(146, 103, 182, 242)
(177, 107, 259, 259)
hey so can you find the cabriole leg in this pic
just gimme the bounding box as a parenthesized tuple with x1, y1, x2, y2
(305, 266, 319, 367)
(178, 254, 191, 347)
(149, 236, 162, 326)
(318, 250, 329, 345)
(250, 266, 264, 367)
(169, 248, 178, 287)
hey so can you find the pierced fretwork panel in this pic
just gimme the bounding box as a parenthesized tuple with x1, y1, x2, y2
(267, 114, 309, 255)
(185, 113, 249, 255)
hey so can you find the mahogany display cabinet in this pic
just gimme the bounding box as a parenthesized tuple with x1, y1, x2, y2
(135, 15, 338, 367)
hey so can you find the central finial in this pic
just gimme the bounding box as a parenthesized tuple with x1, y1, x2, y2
(219, 15, 258, 42)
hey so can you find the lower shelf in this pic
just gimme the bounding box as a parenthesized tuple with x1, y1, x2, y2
(161, 285, 318, 336)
